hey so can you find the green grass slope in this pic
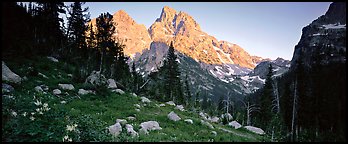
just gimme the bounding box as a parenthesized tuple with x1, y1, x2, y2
(2, 56, 268, 142)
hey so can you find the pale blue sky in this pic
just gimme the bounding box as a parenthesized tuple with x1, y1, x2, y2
(80, 2, 331, 60)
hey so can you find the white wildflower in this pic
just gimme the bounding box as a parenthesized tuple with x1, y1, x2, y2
(66, 125, 74, 131)
(68, 138, 72, 142)
(31, 112, 35, 115)
(34, 100, 42, 106)
(11, 111, 17, 117)
(22, 112, 27, 117)
(39, 111, 43, 115)
(63, 135, 69, 142)
(44, 107, 51, 111)
(61, 101, 66, 104)
(36, 108, 40, 112)
(43, 103, 48, 108)
(30, 116, 35, 121)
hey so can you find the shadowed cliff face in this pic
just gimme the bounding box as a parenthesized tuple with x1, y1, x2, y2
(291, 2, 346, 69)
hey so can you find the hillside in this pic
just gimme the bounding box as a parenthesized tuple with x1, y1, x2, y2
(2, 56, 268, 142)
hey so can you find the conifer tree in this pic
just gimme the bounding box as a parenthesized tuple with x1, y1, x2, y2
(259, 64, 274, 130)
(161, 41, 183, 104)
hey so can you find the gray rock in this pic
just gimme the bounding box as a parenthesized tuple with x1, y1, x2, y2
(53, 89, 62, 95)
(47, 56, 59, 62)
(2, 83, 14, 93)
(34, 86, 44, 93)
(107, 79, 117, 89)
(112, 89, 125, 95)
(116, 119, 127, 125)
(175, 105, 185, 111)
(221, 113, 233, 122)
(38, 72, 48, 79)
(209, 116, 219, 123)
(131, 93, 137, 97)
(168, 111, 181, 121)
(244, 126, 265, 135)
(40, 84, 49, 91)
(134, 104, 141, 108)
(22, 76, 28, 81)
(135, 109, 140, 112)
(211, 131, 217, 136)
(78, 89, 94, 95)
(166, 101, 176, 106)
(2, 61, 22, 84)
(184, 119, 193, 124)
(229, 121, 242, 129)
(67, 74, 73, 78)
(200, 112, 210, 120)
(140, 96, 151, 103)
(125, 124, 138, 137)
(159, 104, 166, 107)
(108, 122, 122, 137)
(139, 121, 162, 135)
(85, 71, 106, 86)
(201, 120, 214, 129)
(127, 116, 136, 121)
(58, 84, 75, 90)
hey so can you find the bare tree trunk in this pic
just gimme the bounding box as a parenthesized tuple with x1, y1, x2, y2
(291, 78, 298, 142)
(272, 81, 280, 114)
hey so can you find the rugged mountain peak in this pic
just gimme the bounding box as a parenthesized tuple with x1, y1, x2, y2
(89, 10, 152, 58)
(148, 6, 265, 69)
(157, 6, 177, 23)
(324, 2, 346, 24)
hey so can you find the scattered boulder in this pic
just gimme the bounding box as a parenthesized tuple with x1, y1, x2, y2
(221, 113, 233, 122)
(38, 72, 49, 79)
(139, 121, 162, 135)
(135, 109, 140, 112)
(112, 89, 125, 95)
(134, 104, 141, 108)
(47, 56, 59, 62)
(2, 83, 14, 93)
(244, 126, 265, 135)
(78, 89, 94, 95)
(159, 104, 166, 107)
(201, 120, 214, 129)
(107, 79, 117, 89)
(209, 116, 219, 123)
(34, 86, 44, 93)
(85, 71, 106, 86)
(184, 119, 193, 124)
(131, 93, 137, 97)
(116, 119, 128, 125)
(53, 89, 62, 95)
(127, 116, 136, 121)
(67, 74, 73, 78)
(211, 131, 217, 136)
(140, 96, 151, 103)
(168, 111, 181, 121)
(166, 101, 176, 106)
(125, 124, 138, 137)
(108, 122, 122, 137)
(199, 112, 210, 120)
(40, 84, 49, 91)
(229, 121, 242, 129)
(2, 61, 22, 84)
(58, 84, 75, 90)
(175, 105, 185, 111)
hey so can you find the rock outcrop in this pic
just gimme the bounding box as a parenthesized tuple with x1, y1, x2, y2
(2, 61, 22, 84)
(167, 111, 181, 121)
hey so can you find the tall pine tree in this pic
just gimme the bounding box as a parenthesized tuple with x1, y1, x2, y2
(161, 41, 183, 104)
